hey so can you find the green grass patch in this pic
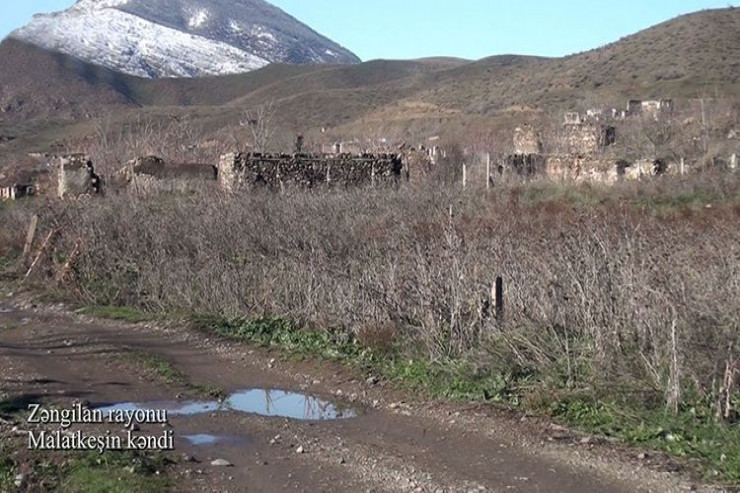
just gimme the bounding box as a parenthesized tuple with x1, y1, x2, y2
(0, 442, 14, 491)
(59, 450, 173, 492)
(0, 394, 44, 417)
(0, 435, 173, 492)
(191, 316, 528, 403)
(549, 398, 740, 484)
(79, 306, 158, 323)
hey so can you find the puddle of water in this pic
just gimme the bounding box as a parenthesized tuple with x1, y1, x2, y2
(96, 389, 359, 421)
(181, 433, 250, 447)
(227, 389, 355, 420)
(182, 434, 220, 446)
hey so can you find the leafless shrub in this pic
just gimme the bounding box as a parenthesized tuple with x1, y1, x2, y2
(71, 113, 227, 176)
(240, 101, 277, 153)
(3, 173, 739, 419)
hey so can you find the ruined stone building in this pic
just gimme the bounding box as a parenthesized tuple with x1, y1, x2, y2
(113, 155, 217, 194)
(495, 126, 547, 179)
(564, 112, 583, 126)
(628, 99, 674, 118)
(513, 125, 543, 155)
(0, 184, 34, 201)
(218, 152, 406, 193)
(56, 154, 102, 199)
(560, 120, 616, 156)
(321, 140, 364, 155)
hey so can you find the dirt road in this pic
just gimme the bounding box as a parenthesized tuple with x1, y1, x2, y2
(0, 294, 699, 492)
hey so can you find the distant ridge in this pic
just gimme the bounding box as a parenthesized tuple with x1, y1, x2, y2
(0, 8, 738, 160)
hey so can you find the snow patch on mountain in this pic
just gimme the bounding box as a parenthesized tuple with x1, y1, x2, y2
(75, 0, 130, 10)
(12, 7, 268, 78)
(250, 26, 277, 43)
(229, 20, 243, 33)
(187, 9, 209, 28)
(10, 0, 361, 78)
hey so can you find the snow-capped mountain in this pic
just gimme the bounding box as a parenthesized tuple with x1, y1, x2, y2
(9, 0, 360, 78)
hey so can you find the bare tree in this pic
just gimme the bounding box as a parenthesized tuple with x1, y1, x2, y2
(240, 100, 277, 153)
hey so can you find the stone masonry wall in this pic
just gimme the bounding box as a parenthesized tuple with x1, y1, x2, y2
(218, 153, 406, 192)
(112, 156, 218, 195)
(513, 126, 542, 155)
(57, 154, 100, 199)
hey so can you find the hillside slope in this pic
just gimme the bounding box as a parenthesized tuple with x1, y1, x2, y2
(0, 38, 138, 124)
(416, 7, 740, 113)
(0, 8, 738, 162)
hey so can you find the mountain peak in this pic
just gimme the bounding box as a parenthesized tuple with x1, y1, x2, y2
(74, 0, 131, 9)
(11, 0, 360, 79)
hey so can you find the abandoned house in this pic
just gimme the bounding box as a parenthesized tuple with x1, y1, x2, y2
(114, 155, 218, 194)
(56, 154, 102, 199)
(564, 112, 583, 125)
(560, 122, 617, 155)
(218, 152, 406, 192)
(513, 125, 543, 155)
(0, 184, 34, 201)
(321, 141, 364, 155)
(616, 158, 669, 180)
(628, 99, 674, 118)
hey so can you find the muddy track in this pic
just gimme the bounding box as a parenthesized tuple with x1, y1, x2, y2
(0, 295, 706, 492)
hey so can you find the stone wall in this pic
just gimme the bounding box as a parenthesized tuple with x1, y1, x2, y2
(620, 159, 659, 180)
(0, 184, 34, 201)
(544, 156, 675, 183)
(57, 154, 101, 199)
(546, 156, 619, 183)
(559, 123, 616, 155)
(114, 156, 217, 194)
(561, 124, 601, 155)
(503, 154, 547, 178)
(321, 141, 364, 155)
(513, 126, 542, 155)
(628, 99, 674, 118)
(564, 112, 582, 125)
(218, 152, 406, 192)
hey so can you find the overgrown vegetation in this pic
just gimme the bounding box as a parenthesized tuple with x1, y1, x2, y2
(58, 448, 173, 491)
(0, 435, 173, 492)
(0, 395, 175, 491)
(0, 442, 13, 491)
(1, 173, 738, 483)
(193, 314, 740, 482)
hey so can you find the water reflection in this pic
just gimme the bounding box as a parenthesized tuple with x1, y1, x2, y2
(96, 388, 358, 421)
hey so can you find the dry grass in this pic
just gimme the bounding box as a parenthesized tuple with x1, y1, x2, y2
(2, 173, 738, 423)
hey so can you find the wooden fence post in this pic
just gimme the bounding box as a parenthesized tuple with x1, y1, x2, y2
(486, 153, 491, 190)
(22, 215, 39, 262)
(495, 276, 504, 323)
(22, 228, 60, 284)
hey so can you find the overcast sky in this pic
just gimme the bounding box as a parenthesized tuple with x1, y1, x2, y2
(0, 1, 734, 60)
